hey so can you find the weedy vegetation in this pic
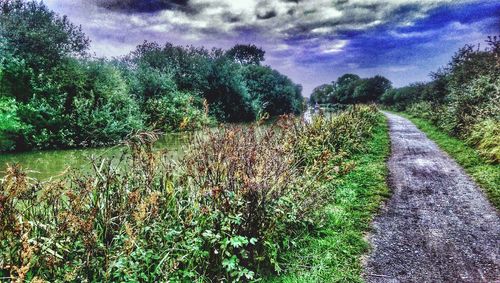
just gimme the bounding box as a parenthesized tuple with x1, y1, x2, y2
(0, 106, 383, 282)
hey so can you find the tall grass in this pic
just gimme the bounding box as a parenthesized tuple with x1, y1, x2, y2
(0, 105, 380, 282)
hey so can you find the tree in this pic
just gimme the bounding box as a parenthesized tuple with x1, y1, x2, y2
(310, 84, 334, 104)
(243, 65, 303, 116)
(0, 0, 89, 71)
(352, 75, 391, 103)
(0, 44, 32, 102)
(226, 44, 265, 65)
(332, 74, 361, 103)
(71, 60, 144, 146)
(0, 96, 24, 150)
(205, 57, 255, 122)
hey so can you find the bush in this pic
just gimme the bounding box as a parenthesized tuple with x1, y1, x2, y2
(17, 95, 74, 149)
(441, 73, 499, 138)
(406, 101, 435, 122)
(144, 91, 213, 131)
(205, 57, 256, 122)
(0, 97, 24, 151)
(242, 65, 303, 116)
(71, 61, 144, 146)
(468, 119, 500, 163)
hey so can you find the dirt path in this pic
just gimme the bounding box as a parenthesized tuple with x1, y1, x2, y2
(364, 112, 500, 282)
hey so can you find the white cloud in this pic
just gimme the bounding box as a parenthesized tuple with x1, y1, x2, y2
(321, 40, 349, 53)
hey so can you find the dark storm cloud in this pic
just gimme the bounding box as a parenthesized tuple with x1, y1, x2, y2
(94, 0, 190, 13)
(257, 10, 277, 20)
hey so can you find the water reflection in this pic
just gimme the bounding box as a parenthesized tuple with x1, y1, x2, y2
(0, 132, 192, 180)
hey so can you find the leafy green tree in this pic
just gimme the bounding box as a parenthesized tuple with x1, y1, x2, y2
(242, 65, 302, 116)
(310, 84, 334, 104)
(333, 74, 361, 103)
(352, 75, 391, 103)
(145, 91, 212, 131)
(0, 44, 32, 102)
(205, 57, 255, 122)
(128, 64, 177, 101)
(17, 94, 72, 149)
(71, 61, 144, 146)
(226, 44, 265, 65)
(0, 0, 89, 71)
(127, 42, 211, 94)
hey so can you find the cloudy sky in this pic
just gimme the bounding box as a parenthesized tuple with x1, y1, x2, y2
(45, 0, 499, 96)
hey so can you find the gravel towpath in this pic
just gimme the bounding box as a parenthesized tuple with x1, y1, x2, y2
(364, 112, 500, 282)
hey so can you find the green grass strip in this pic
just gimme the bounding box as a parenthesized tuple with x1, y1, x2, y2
(400, 113, 500, 210)
(266, 114, 391, 282)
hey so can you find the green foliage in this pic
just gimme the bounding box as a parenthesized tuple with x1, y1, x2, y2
(468, 119, 500, 163)
(205, 57, 255, 122)
(352, 75, 392, 103)
(242, 65, 303, 116)
(71, 61, 144, 146)
(310, 84, 334, 104)
(226, 44, 265, 65)
(16, 95, 72, 149)
(0, 97, 24, 150)
(310, 74, 391, 105)
(127, 64, 177, 100)
(144, 91, 213, 131)
(0, 106, 381, 282)
(0, 0, 89, 70)
(380, 83, 428, 111)
(0, 49, 32, 102)
(334, 74, 361, 103)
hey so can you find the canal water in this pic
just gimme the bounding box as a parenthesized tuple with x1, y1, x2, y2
(0, 132, 192, 180)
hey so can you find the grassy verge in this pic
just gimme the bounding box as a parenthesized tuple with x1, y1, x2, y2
(400, 113, 500, 210)
(267, 114, 391, 282)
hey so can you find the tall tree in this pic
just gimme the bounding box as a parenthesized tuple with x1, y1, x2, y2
(226, 44, 265, 65)
(0, 0, 89, 70)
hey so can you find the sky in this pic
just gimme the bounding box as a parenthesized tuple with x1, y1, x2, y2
(44, 0, 500, 96)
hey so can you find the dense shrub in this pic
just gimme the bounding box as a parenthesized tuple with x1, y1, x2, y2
(70, 61, 144, 146)
(16, 95, 72, 149)
(205, 57, 256, 122)
(144, 91, 213, 131)
(0, 0, 89, 71)
(0, 106, 380, 282)
(242, 65, 303, 116)
(468, 119, 500, 163)
(0, 97, 24, 150)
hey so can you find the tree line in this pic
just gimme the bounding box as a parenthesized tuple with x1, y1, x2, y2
(0, 0, 304, 151)
(309, 74, 392, 105)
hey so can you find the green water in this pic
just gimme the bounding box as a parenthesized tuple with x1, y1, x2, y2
(0, 132, 193, 180)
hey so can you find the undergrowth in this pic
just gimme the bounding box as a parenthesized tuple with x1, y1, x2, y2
(0, 105, 382, 282)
